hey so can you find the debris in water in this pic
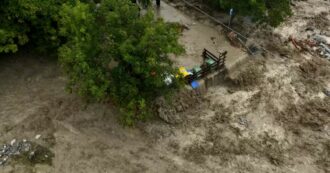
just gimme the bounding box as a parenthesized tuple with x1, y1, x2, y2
(0, 138, 53, 166)
(238, 116, 248, 126)
(0, 139, 31, 166)
(28, 151, 36, 160)
(323, 89, 330, 97)
(289, 34, 330, 60)
(35, 134, 41, 140)
(10, 139, 16, 146)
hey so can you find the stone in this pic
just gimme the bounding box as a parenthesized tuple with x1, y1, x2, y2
(35, 134, 41, 140)
(29, 151, 36, 160)
(10, 139, 16, 146)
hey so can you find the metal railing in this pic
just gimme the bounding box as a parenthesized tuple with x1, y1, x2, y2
(185, 49, 227, 83)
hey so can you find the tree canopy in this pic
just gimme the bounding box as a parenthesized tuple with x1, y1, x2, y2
(208, 0, 292, 26)
(0, 0, 144, 53)
(0, 0, 183, 125)
(0, 0, 68, 53)
(58, 0, 184, 125)
(0, 0, 291, 125)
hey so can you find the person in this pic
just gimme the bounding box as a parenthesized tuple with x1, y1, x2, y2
(228, 8, 234, 27)
(156, 0, 160, 7)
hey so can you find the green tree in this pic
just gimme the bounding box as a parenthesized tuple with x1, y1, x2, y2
(208, 0, 291, 26)
(0, 0, 68, 53)
(0, 0, 183, 125)
(139, 0, 152, 7)
(264, 0, 292, 26)
(59, 0, 184, 125)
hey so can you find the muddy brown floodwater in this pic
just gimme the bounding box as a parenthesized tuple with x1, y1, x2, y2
(0, 0, 330, 173)
(157, 1, 247, 69)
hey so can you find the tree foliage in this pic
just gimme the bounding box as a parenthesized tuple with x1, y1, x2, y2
(58, 0, 184, 125)
(207, 0, 292, 26)
(0, 0, 291, 125)
(0, 0, 69, 53)
(0, 0, 183, 125)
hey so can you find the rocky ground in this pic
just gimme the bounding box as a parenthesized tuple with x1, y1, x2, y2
(0, 0, 329, 173)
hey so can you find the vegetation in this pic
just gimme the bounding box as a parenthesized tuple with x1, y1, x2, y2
(0, 0, 67, 53)
(207, 0, 292, 26)
(58, 0, 184, 125)
(0, 0, 183, 125)
(0, 0, 290, 125)
(0, 0, 151, 53)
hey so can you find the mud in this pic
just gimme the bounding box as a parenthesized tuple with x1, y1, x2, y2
(155, 89, 205, 124)
(275, 0, 330, 39)
(175, 55, 330, 173)
(159, 1, 248, 69)
(1, 0, 330, 173)
(226, 58, 266, 90)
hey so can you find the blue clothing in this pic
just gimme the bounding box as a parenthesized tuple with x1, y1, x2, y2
(191, 81, 200, 89)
